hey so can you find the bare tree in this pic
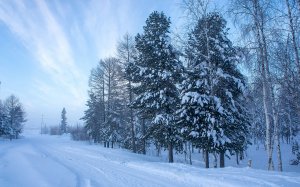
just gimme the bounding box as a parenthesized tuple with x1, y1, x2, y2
(117, 33, 137, 153)
(101, 57, 125, 148)
(230, 0, 276, 170)
(285, 0, 300, 73)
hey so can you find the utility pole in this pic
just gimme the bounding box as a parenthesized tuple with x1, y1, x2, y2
(41, 114, 44, 135)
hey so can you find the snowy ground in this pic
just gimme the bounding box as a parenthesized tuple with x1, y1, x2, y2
(0, 130, 300, 187)
(156, 139, 300, 173)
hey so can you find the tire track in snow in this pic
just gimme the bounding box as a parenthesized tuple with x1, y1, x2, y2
(33, 142, 110, 187)
(30, 141, 83, 187)
(7, 134, 299, 187)
(53, 146, 198, 187)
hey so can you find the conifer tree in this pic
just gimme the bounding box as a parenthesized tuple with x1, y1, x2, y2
(61, 108, 67, 134)
(3, 95, 26, 139)
(131, 11, 183, 162)
(82, 92, 104, 143)
(178, 12, 249, 168)
(118, 34, 137, 153)
(0, 100, 7, 135)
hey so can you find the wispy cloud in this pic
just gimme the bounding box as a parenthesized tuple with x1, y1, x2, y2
(0, 0, 86, 106)
(83, 0, 119, 58)
(0, 0, 183, 126)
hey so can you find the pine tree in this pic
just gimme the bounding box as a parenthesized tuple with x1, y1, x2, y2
(131, 11, 183, 162)
(3, 95, 26, 139)
(82, 91, 104, 143)
(124, 48, 147, 154)
(61, 107, 67, 134)
(178, 12, 249, 168)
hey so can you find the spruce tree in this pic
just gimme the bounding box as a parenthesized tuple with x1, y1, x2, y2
(131, 11, 183, 162)
(178, 12, 249, 168)
(82, 91, 104, 143)
(3, 95, 26, 139)
(61, 107, 67, 134)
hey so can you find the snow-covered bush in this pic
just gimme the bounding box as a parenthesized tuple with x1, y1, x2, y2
(69, 126, 89, 141)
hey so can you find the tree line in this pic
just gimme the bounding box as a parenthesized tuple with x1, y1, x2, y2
(82, 0, 300, 170)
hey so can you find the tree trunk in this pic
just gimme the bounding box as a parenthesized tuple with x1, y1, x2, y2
(129, 81, 136, 153)
(220, 151, 225, 168)
(253, 0, 274, 170)
(263, 78, 274, 171)
(188, 142, 192, 165)
(130, 111, 136, 153)
(156, 144, 161, 157)
(273, 111, 283, 171)
(213, 152, 217, 168)
(168, 142, 174, 163)
(205, 149, 209, 168)
(288, 107, 293, 143)
(184, 142, 187, 162)
(236, 151, 239, 165)
(239, 151, 244, 160)
(141, 118, 146, 155)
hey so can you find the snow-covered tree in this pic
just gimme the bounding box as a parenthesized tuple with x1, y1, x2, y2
(82, 91, 104, 143)
(0, 100, 7, 135)
(117, 34, 138, 152)
(178, 12, 249, 168)
(101, 57, 125, 148)
(85, 62, 106, 143)
(131, 11, 183, 162)
(3, 95, 26, 139)
(83, 58, 126, 148)
(60, 107, 67, 134)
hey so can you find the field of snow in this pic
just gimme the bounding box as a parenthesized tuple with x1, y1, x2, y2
(0, 130, 300, 187)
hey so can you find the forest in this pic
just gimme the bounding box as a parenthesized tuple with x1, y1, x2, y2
(78, 0, 300, 171)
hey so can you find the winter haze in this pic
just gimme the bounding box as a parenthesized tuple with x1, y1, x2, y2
(0, 0, 300, 187)
(0, 0, 185, 128)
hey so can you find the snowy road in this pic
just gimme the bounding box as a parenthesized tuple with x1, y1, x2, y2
(0, 133, 300, 187)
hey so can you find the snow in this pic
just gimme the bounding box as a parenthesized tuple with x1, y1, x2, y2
(0, 130, 299, 187)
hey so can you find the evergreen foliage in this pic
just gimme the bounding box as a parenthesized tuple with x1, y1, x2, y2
(0, 95, 26, 139)
(130, 11, 183, 162)
(61, 108, 67, 134)
(178, 12, 249, 167)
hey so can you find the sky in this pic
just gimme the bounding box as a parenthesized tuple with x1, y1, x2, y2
(0, 0, 230, 129)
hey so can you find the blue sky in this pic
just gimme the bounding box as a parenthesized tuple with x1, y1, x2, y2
(0, 0, 230, 129)
(0, 0, 185, 128)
